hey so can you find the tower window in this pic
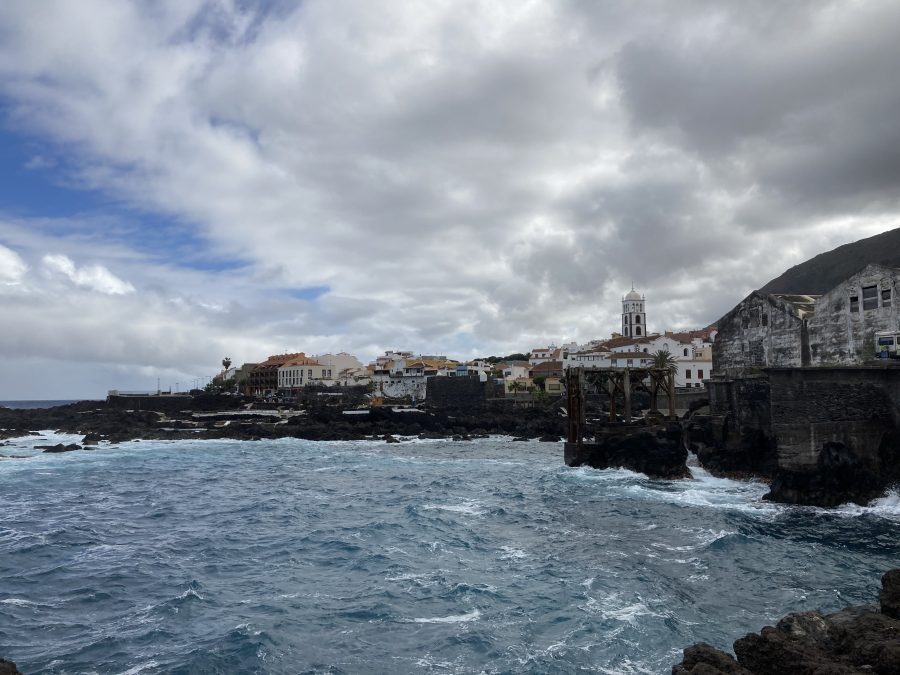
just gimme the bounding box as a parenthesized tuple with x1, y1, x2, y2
(683, 348, 688, 356)
(624, 327, 629, 336)
(635, 315, 641, 324)
(635, 326, 642, 336)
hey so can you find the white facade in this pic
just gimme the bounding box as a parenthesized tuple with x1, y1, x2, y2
(278, 358, 334, 389)
(529, 346, 561, 366)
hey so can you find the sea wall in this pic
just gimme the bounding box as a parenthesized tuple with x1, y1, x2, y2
(698, 367, 900, 505)
(766, 366, 900, 505)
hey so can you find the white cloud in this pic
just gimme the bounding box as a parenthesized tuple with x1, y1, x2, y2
(0, 1, 898, 396)
(0, 244, 27, 285)
(42, 253, 135, 295)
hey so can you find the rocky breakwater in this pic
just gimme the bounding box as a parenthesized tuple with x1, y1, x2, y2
(673, 569, 900, 674)
(564, 422, 690, 479)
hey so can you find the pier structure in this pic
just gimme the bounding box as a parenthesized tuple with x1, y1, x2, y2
(565, 365, 676, 450)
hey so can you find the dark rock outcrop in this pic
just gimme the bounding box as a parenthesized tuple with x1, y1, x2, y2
(36, 443, 81, 453)
(566, 423, 690, 479)
(881, 569, 900, 620)
(0, 659, 22, 675)
(0, 398, 568, 445)
(673, 570, 900, 674)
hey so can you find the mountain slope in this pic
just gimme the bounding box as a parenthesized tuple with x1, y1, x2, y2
(759, 227, 900, 295)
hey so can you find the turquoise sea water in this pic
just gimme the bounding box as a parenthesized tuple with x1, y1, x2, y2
(1, 434, 899, 674)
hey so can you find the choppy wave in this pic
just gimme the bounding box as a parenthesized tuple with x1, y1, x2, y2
(1, 437, 899, 674)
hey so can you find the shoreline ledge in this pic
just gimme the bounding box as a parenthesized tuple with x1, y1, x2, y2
(673, 569, 900, 674)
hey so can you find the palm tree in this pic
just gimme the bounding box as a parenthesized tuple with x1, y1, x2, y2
(650, 350, 678, 412)
(651, 350, 678, 371)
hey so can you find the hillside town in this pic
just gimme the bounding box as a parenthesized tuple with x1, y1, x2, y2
(203, 286, 717, 403)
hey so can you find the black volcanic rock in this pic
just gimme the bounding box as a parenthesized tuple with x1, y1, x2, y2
(37, 443, 81, 453)
(567, 423, 690, 479)
(0, 659, 23, 675)
(881, 569, 900, 620)
(765, 436, 900, 507)
(673, 570, 900, 674)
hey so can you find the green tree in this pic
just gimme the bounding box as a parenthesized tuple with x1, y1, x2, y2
(651, 350, 678, 371)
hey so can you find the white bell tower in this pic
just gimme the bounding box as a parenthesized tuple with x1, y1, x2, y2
(621, 285, 647, 337)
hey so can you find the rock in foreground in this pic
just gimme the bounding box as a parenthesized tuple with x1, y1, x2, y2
(673, 569, 900, 674)
(0, 659, 22, 675)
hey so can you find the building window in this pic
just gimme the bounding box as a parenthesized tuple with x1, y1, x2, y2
(863, 285, 878, 310)
(762, 314, 768, 326)
(635, 315, 641, 324)
(698, 369, 703, 379)
(883, 288, 892, 308)
(850, 295, 859, 313)
(683, 348, 688, 356)
(686, 370, 692, 379)
(635, 326, 642, 336)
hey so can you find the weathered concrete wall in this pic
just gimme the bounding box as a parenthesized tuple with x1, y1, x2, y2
(713, 292, 807, 376)
(807, 264, 900, 365)
(768, 367, 899, 471)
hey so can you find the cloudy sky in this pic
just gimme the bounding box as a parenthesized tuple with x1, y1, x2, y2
(1, 1, 899, 398)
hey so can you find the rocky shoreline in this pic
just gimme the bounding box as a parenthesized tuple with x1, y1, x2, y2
(673, 569, 900, 674)
(0, 397, 567, 446)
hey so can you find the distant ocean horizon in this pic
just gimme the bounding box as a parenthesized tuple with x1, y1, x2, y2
(0, 399, 98, 409)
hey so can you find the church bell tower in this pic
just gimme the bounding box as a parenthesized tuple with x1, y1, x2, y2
(622, 286, 647, 337)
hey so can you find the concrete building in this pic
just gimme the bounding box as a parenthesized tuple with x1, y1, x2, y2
(713, 264, 900, 375)
(249, 353, 307, 396)
(713, 293, 818, 375)
(807, 264, 900, 365)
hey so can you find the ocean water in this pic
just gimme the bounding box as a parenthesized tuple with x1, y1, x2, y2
(1, 435, 899, 674)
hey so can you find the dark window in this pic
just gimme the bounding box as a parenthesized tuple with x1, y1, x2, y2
(762, 314, 768, 326)
(635, 326, 642, 336)
(883, 288, 892, 308)
(850, 295, 859, 313)
(698, 369, 703, 379)
(624, 327, 629, 336)
(863, 285, 878, 310)
(686, 370, 692, 379)
(635, 315, 641, 324)
(683, 348, 688, 356)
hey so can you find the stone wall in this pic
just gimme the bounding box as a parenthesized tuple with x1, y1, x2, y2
(426, 376, 484, 409)
(768, 367, 899, 472)
(713, 292, 807, 376)
(106, 394, 243, 412)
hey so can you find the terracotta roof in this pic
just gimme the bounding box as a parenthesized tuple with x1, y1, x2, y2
(254, 352, 309, 369)
(282, 356, 321, 367)
(531, 360, 564, 374)
(599, 335, 657, 350)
